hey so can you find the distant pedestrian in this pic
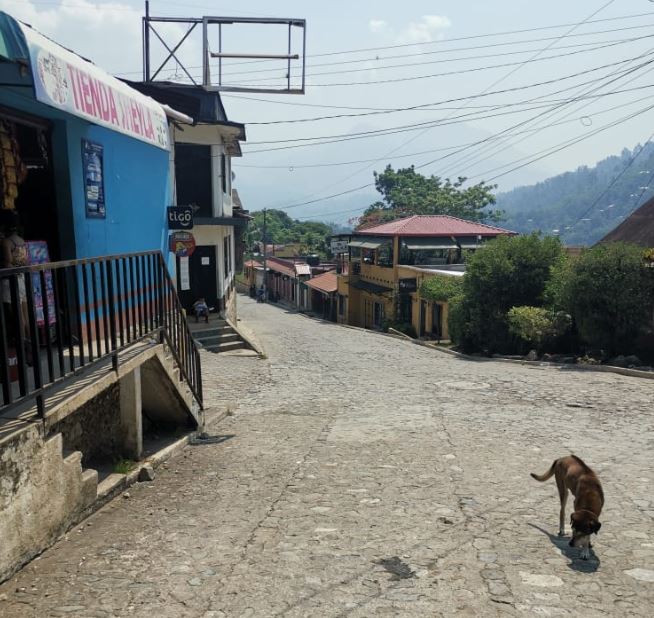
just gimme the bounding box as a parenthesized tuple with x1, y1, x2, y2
(256, 286, 265, 303)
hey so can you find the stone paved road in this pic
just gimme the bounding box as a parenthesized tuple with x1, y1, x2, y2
(1, 296, 653, 617)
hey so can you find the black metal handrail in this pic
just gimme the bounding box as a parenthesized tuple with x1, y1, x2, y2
(0, 250, 203, 416)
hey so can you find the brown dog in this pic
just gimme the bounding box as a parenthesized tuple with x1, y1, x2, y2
(531, 455, 603, 559)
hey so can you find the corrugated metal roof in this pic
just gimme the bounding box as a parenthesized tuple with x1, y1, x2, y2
(306, 271, 338, 294)
(356, 215, 515, 237)
(266, 257, 311, 277)
(599, 197, 654, 247)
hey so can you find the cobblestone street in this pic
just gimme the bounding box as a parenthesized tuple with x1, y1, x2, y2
(1, 295, 653, 617)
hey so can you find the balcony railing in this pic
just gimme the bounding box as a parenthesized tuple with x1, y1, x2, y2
(1, 251, 202, 417)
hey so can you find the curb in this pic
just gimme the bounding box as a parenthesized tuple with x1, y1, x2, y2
(227, 317, 267, 358)
(82, 407, 229, 518)
(333, 316, 654, 381)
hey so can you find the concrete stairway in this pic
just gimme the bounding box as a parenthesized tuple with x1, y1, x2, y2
(192, 320, 250, 353)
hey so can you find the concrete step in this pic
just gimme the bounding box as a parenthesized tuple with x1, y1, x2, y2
(192, 326, 232, 338)
(196, 333, 241, 345)
(205, 341, 248, 353)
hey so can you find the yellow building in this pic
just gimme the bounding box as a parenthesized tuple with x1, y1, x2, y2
(336, 215, 515, 339)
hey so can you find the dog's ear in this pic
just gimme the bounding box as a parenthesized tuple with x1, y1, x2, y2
(592, 521, 601, 534)
(570, 512, 579, 527)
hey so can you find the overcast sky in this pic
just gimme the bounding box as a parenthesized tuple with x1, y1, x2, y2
(3, 0, 654, 222)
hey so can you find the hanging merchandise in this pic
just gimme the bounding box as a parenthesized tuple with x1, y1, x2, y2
(0, 121, 28, 210)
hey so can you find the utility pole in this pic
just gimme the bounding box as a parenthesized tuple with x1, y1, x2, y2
(261, 208, 267, 301)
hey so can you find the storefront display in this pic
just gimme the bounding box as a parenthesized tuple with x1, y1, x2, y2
(0, 120, 27, 210)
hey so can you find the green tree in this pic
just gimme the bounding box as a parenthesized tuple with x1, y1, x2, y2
(248, 210, 332, 255)
(449, 234, 563, 353)
(547, 242, 654, 355)
(358, 165, 500, 228)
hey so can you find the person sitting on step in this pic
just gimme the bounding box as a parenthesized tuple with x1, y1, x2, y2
(192, 297, 209, 323)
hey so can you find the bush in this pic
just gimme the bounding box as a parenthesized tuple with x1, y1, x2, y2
(419, 275, 464, 302)
(447, 294, 474, 351)
(456, 233, 563, 353)
(547, 242, 654, 355)
(507, 306, 571, 352)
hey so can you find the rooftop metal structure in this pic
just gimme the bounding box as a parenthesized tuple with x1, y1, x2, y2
(142, 1, 306, 94)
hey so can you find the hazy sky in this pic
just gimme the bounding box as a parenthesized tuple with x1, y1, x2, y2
(3, 0, 654, 221)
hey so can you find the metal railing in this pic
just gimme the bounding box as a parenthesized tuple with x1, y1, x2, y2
(1, 251, 202, 416)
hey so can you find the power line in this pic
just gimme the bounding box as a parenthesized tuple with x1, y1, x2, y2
(567, 132, 654, 230)
(217, 28, 654, 80)
(435, 46, 654, 179)
(260, 1, 618, 215)
(187, 34, 647, 89)
(224, 38, 640, 89)
(227, 10, 654, 67)
(411, 50, 654, 179)
(295, 104, 654, 222)
(242, 55, 654, 153)
(234, 84, 654, 169)
(271, 0, 619, 213)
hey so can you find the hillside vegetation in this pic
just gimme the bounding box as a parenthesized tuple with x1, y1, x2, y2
(496, 142, 654, 245)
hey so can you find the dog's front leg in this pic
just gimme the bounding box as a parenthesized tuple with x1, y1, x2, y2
(557, 477, 567, 536)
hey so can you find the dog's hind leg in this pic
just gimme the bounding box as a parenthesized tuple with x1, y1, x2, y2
(556, 474, 568, 536)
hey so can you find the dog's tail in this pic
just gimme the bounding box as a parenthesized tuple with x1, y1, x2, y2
(530, 460, 557, 482)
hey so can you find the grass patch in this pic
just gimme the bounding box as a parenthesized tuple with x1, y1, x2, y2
(113, 458, 137, 474)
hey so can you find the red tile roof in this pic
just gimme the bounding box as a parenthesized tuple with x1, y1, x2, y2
(356, 215, 516, 237)
(244, 259, 262, 268)
(600, 196, 654, 247)
(266, 256, 311, 277)
(305, 271, 338, 294)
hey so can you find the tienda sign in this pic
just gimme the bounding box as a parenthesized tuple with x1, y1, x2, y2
(19, 22, 169, 150)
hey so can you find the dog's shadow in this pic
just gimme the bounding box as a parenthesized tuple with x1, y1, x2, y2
(528, 524, 600, 573)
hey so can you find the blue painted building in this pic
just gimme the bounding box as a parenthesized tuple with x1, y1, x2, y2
(0, 12, 174, 265)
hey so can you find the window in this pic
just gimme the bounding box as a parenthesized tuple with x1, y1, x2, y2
(175, 144, 212, 217)
(377, 242, 393, 267)
(338, 294, 346, 317)
(223, 235, 231, 277)
(221, 154, 227, 194)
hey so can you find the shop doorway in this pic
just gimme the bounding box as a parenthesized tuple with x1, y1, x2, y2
(176, 246, 218, 313)
(0, 111, 60, 261)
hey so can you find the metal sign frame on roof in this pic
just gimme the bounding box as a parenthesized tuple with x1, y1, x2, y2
(142, 2, 306, 95)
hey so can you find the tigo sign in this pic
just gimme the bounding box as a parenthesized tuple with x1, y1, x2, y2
(168, 206, 194, 230)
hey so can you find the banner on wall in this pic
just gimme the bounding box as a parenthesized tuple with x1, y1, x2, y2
(26, 241, 56, 327)
(18, 21, 170, 150)
(82, 140, 105, 218)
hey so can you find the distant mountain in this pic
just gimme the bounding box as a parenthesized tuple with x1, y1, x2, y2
(496, 143, 654, 246)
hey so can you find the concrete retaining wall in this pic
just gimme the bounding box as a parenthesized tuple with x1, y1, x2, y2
(48, 383, 122, 467)
(0, 425, 98, 583)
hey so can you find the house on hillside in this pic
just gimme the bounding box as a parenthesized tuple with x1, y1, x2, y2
(598, 196, 654, 248)
(264, 256, 312, 308)
(337, 215, 516, 338)
(305, 271, 338, 322)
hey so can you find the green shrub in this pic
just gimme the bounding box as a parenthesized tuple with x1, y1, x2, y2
(458, 233, 563, 353)
(419, 275, 463, 302)
(447, 294, 474, 351)
(507, 306, 571, 351)
(547, 242, 654, 354)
